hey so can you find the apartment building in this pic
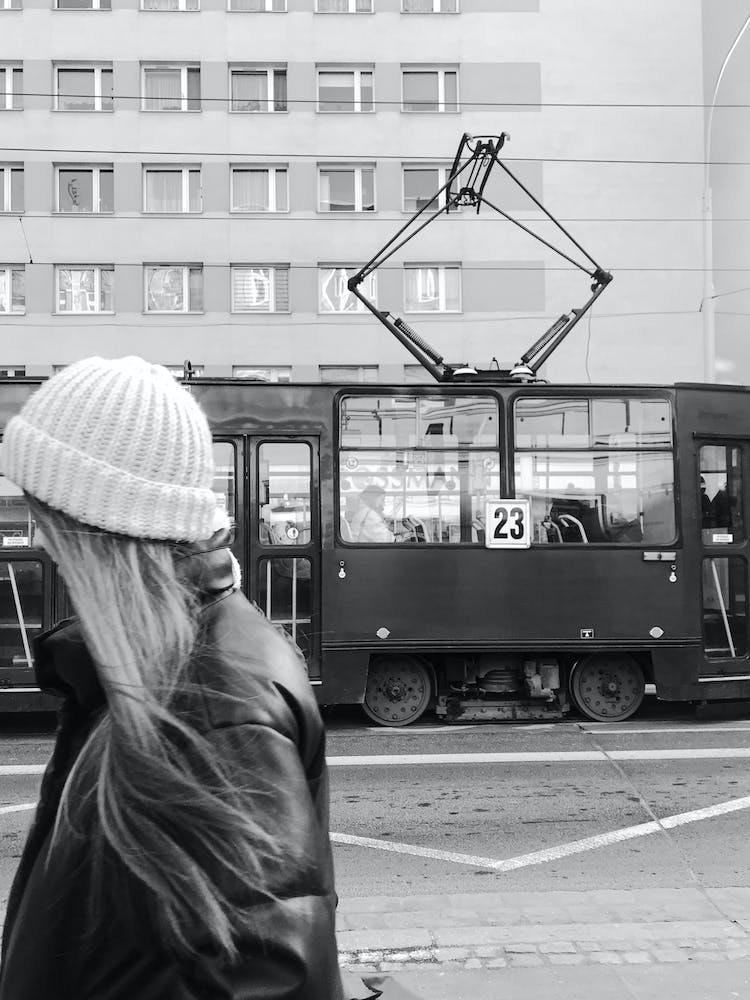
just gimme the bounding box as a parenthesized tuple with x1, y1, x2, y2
(0, 0, 714, 384)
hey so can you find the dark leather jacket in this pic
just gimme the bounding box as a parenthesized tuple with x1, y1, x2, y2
(0, 540, 345, 1000)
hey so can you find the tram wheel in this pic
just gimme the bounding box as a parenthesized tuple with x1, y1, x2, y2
(569, 654, 645, 723)
(362, 655, 432, 727)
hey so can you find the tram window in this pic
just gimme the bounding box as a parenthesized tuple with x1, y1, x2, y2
(699, 444, 743, 541)
(340, 394, 499, 449)
(515, 451, 675, 545)
(702, 556, 747, 658)
(515, 396, 672, 449)
(0, 560, 43, 678)
(339, 449, 501, 544)
(257, 556, 311, 661)
(258, 442, 312, 546)
(0, 475, 37, 548)
(212, 442, 237, 529)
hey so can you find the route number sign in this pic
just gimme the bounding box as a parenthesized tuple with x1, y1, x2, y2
(485, 499, 531, 549)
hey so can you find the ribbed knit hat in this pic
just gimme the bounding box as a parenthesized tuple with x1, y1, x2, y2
(0, 356, 228, 542)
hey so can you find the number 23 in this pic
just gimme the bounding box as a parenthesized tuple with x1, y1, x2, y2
(493, 505, 525, 541)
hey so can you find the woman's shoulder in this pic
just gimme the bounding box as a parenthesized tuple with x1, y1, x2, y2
(189, 591, 320, 740)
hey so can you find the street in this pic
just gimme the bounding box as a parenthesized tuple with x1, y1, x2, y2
(5, 699, 750, 997)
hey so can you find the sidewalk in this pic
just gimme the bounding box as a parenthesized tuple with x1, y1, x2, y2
(338, 887, 750, 999)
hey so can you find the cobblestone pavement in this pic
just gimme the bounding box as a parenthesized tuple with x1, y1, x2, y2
(337, 887, 750, 975)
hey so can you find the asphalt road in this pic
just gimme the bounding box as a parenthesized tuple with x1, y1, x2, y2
(3, 696, 750, 906)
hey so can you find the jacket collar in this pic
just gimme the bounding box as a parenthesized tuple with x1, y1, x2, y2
(33, 530, 237, 709)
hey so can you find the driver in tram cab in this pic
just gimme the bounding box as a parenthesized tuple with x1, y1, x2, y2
(351, 484, 404, 543)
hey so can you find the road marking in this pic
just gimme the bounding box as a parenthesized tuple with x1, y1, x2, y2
(327, 748, 750, 766)
(5, 747, 750, 776)
(0, 802, 35, 816)
(364, 726, 477, 734)
(331, 794, 750, 872)
(583, 725, 750, 735)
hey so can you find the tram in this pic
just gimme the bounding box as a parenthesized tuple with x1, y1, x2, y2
(1, 135, 745, 724)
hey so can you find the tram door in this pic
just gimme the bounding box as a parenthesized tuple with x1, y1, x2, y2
(247, 437, 320, 681)
(697, 440, 749, 671)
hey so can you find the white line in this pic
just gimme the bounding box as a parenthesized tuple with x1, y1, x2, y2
(331, 795, 750, 872)
(0, 802, 36, 816)
(0, 765, 45, 775)
(327, 748, 750, 766)
(584, 725, 750, 735)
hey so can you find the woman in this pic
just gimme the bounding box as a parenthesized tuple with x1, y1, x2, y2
(0, 356, 362, 999)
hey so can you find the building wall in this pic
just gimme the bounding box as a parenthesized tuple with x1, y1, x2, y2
(0, 0, 706, 384)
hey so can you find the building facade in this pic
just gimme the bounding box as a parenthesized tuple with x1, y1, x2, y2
(0, 0, 716, 384)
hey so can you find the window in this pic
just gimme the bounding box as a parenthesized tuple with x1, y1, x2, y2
(318, 266, 375, 313)
(339, 394, 500, 544)
(0, 266, 24, 314)
(143, 166, 201, 213)
(55, 65, 112, 112)
(142, 65, 200, 111)
(145, 265, 203, 312)
(320, 365, 377, 383)
(55, 266, 113, 313)
(56, 165, 113, 213)
(229, 0, 285, 9)
(317, 68, 373, 112)
(514, 396, 675, 545)
(143, 0, 198, 8)
(0, 66, 22, 111)
(317, 0, 372, 10)
(163, 363, 205, 377)
(57, 0, 111, 8)
(402, 163, 459, 213)
(1, 165, 23, 212)
(230, 166, 288, 212)
(231, 266, 289, 313)
(318, 165, 374, 212)
(402, 67, 458, 112)
(0, 0, 22, 9)
(0, 367, 25, 376)
(230, 67, 286, 112)
(404, 265, 460, 312)
(403, 0, 456, 9)
(233, 366, 291, 382)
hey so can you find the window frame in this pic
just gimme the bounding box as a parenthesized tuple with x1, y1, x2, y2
(229, 66, 287, 113)
(316, 0, 373, 11)
(402, 0, 457, 10)
(142, 165, 202, 214)
(141, 64, 201, 112)
(228, 0, 286, 10)
(0, 265, 24, 314)
(54, 64, 113, 112)
(317, 164, 375, 212)
(54, 265, 114, 314)
(404, 264, 462, 313)
(401, 66, 459, 113)
(0, 0, 23, 9)
(55, 163, 113, 214)
(232, 365, 292, 381)
(141, 0, 199, 10)
(56, 0, 111, 9)
(318, 265, 376, 314)
(230, 165, 289, 213)
(230, 264, 290, 314)
(0, 164, 23, 213)
(316, 67, 374, 113)
(0, 65, 22, 111)
(401, 162, 460, 213)
(144, 264, 204, 313)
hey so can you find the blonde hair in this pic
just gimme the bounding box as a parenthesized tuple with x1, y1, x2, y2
(30, 497, 279, 959)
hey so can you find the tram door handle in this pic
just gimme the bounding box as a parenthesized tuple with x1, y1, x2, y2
(338, 560, 347, 579)
(642, 551, 677, 583)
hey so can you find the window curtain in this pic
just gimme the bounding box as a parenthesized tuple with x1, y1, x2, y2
(146, 172, 182, 212)
(232, 73, 266, 112)
(233, 268, 272, 312)
(233, 170, 269, 211)
(145, 70, 181, 110)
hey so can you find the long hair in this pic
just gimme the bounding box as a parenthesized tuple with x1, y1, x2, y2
(29, 497, 279, 959)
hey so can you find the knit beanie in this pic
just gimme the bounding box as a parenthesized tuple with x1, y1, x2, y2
(0, 356, 228, 542)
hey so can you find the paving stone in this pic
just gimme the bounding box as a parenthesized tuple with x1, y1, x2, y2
(589, 951, 624, 965)
(693, 950, 730, 962)
(464, 959, 483, 969)
(503, 943, 538, 954)
(508, 954, 544, 968)
(434, 947, 470, 962)
(475, 946, 500, 958)
(651, 948, 691, 963)
(486, 958, 508, 968)
(623, 952, 652, 964)
(539, 941, 576, 954)
(548, 953, 587, 966)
